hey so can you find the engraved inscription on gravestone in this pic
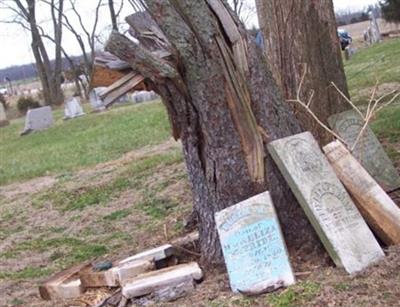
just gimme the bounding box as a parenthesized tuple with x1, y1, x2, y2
(328, 110, 400, 191)
(268, 132, 384, 274)
(215, 192, 295, 293)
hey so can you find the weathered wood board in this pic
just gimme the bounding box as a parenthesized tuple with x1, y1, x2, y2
(324, 140, 400, 245)
(79, 259, 155, 288)
(268, 132, 384, 274)
(215, 191, 295, 293)
(328, 110, 400, 191)
(119, 244, 176, 265)
(39, 262, 89, 300)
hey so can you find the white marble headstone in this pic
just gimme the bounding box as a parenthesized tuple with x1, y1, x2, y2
(21, 106, 53, 135)
(89, 88, 106, 111)
(215, 191, 295, 293)
(0, 103, 9, 127)
(64, 97, 85, 119)
(268, 132, 384, 274)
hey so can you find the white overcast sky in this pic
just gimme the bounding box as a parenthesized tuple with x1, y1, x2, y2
(0, 0, 378, 70)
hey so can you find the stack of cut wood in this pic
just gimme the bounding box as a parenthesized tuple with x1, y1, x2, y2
(39, 232, 201, 306)
(90, 51, 148, 108)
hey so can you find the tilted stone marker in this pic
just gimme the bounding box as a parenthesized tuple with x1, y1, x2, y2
(64, 97, 85, 119)
(0, 103, 9, 127)
(119, 244, 176, 265)
(215, 191, 295, 293)
(324, 140, 400, 245)
(268, 132, 384, 274)
(328, 110, 400, 191)
(21, 106, 53, 135)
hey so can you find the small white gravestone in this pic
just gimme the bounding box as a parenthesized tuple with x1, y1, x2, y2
(215, 191, 295, 293)
(0, 103, 9, 127)
(268, 132, 384, 274)
(89, 88, 106, 111)
(21, 106, 53, 135)
(132, 91, 158, 103)
(64, 97, 85, 120)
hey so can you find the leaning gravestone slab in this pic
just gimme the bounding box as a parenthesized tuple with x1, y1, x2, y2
(328, 110, 400, 192)
(0, 103, 9, 127)
(215, 191, 295, 293)
(21, 106, 53, 135)
(64, 97, 85, 119)
(268, 132, 384, 274)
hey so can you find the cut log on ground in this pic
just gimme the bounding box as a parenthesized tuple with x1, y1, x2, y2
(324, 140, 400, 245)
(39, 262, 89, 300)
(122, 262, 202, 298)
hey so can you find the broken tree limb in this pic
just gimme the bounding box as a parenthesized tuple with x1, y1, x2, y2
(324, 140, 400, 245)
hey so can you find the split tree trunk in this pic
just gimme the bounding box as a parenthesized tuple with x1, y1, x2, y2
(106, 0, 321, 266)
(256, 0, 350, 144)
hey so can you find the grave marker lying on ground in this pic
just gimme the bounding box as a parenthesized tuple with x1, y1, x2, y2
(324, 140, 400, 245)
(21, 106, 53, 135)
(122, 262, 202, 299)
(119, 244, 176, 265)
(328, 110, 400, 192)
(79, 259, 155, 288)
(268, 132, 384, 274)
(39, 262, 89, 300)
(215, 191, 295, 293)
(64, 97, 85, 119)
(0, 103, 9, 127)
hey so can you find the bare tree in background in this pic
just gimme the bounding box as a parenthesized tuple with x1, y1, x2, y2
(228, 0, 256, 25)
(0, 0, 64, 105)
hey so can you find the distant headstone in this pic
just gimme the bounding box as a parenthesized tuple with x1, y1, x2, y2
(268, 132, 384, 274)
(132, 91, 158, 103)
(0, 103, 9, 127)
(328, 110, 400, 192)
(89, 88, 106, 111)
(64, 97, 85, 119)
(21, 106, 53, 136)
(215, 191, 295, 293)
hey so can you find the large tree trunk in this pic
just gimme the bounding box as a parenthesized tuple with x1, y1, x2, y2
(256, 0, 350, 144)
(106, 0, 321, 266)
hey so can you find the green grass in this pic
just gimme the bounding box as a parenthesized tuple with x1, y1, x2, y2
(345, 39, 400, 97)
(0, 101, 171, 185)
(0, 266, 53, 280)
(103, 209, 131, 221)
(371, 103, 400, 143)
(267, 282, 321, 307)
(31, 149, 183, 212)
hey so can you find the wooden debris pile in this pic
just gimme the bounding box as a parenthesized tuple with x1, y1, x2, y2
(39, 232, 201, 306)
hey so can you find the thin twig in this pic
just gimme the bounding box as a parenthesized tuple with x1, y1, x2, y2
(287, 65, 346, 143)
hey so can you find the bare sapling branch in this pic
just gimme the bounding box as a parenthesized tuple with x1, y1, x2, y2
(287, 64, 346, 143)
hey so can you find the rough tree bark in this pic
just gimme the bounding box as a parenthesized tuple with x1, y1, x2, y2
(256, 0, 350, 144)
(106, 0, 321, 266)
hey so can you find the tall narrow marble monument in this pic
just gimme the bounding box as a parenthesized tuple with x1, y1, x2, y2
(328, 110, 400, 191)
(215, 191, 295, 293)
(268, 132, 384, 274)
(21, 106, 53, 136)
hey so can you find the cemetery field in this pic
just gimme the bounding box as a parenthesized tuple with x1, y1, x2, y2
(0, 39, 400, 306)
